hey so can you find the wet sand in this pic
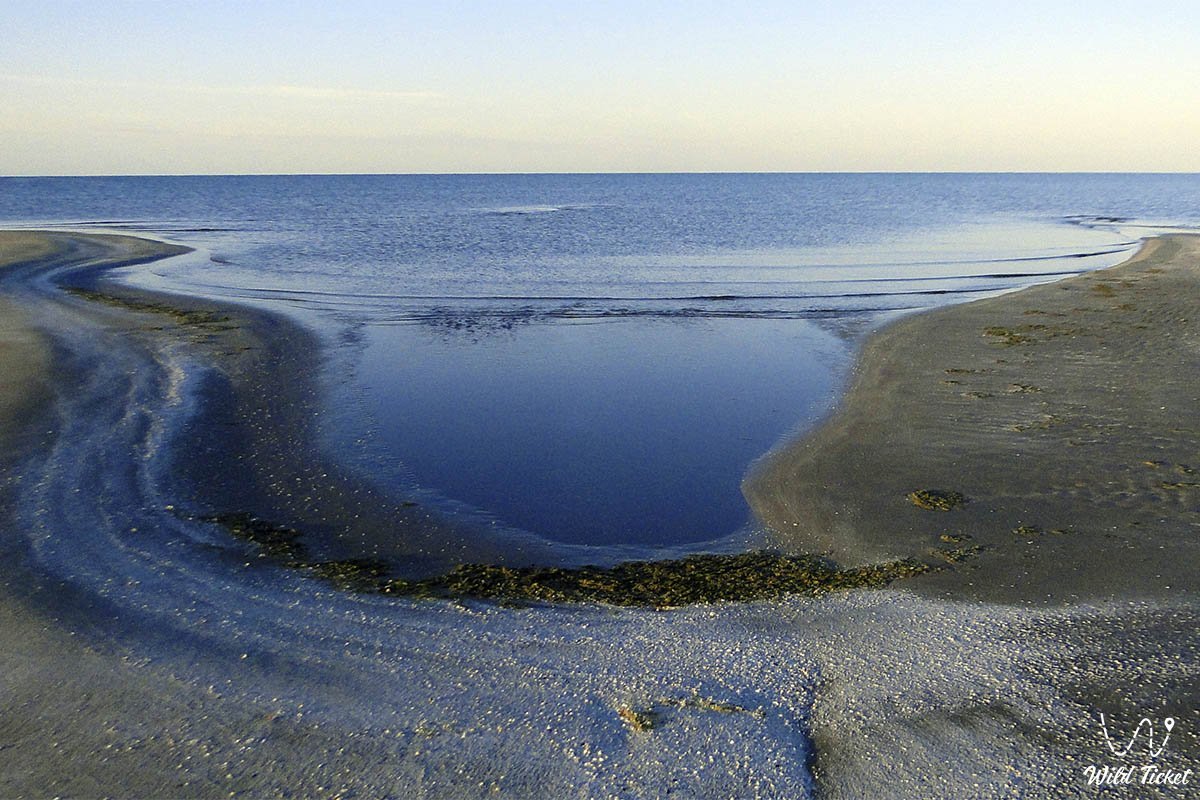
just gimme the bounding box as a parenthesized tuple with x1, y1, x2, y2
(746, 234, 1200, 605)
(0, 231, 483, 796)
(1, 230, 1197, 797)
(1, 231, 568, 575)
(0, 234, 56, 455)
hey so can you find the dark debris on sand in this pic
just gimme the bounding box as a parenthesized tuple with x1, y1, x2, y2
(907, 489, 968, 511)
(197, 511, 932, 608)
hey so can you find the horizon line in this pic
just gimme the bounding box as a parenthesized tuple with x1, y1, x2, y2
(3, 170, 1199, 179)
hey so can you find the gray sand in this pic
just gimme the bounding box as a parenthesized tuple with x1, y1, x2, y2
(746, 235, 1200, 606)
(0, 231, 1197, 798)
(0, 233, 56, 456)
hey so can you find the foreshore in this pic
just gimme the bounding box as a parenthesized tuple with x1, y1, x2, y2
(0, 229, 1197, 797)
(745, 234, 1200, 605)
(0, 231, 578, 579)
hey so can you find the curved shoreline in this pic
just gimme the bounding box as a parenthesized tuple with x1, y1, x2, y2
(0, 232, 191, 536)
(745, 234, 1200, 605)
(5, 230, 1199, 605)
(0, 230, 934, 606)
(1, 229, 1198, 797)
(0, 231, 592, 577)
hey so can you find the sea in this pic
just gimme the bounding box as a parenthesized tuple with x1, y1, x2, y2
(2, 172, 1198, 558)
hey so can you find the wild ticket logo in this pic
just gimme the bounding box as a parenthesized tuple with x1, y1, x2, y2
(1083, 714, 1192, 788)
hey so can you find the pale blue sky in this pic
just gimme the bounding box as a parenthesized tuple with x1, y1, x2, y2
(2, 1, 1198, 174)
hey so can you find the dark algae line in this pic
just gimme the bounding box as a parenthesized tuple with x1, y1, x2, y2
(199, 511, 934, 607)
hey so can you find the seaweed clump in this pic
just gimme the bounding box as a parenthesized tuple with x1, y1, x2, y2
(983, 326, 1034, 346)
(202, 511, 307, 560)
(197, 512, 392, 592)
(616, 706, 659, 732)
(907, 489, 967, 511)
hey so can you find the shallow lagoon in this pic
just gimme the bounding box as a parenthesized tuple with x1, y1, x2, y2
(358, 313, 850, 548)
(4, 172, 1192, 556)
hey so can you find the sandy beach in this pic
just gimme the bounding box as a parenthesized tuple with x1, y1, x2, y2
(0, 234, 57, 456)
(1, 230, 1197, 797)
(746, 235, 1200, 605)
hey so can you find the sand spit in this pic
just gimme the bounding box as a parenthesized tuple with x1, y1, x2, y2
(0, 230, 1196, 798)
(9, 232, 577, 576)
(746, 235, 1200, 606)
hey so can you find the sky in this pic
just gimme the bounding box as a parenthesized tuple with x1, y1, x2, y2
(2, 1, 1198, 175)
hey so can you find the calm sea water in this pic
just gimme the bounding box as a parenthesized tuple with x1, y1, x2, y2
(2, 173, 1197, 555)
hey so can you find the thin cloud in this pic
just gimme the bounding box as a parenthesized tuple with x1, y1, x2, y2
(196, 84, 441, 101)
(0, 73, 440, 102)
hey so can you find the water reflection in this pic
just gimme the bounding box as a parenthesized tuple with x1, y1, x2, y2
(353, 314, 851, 550)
